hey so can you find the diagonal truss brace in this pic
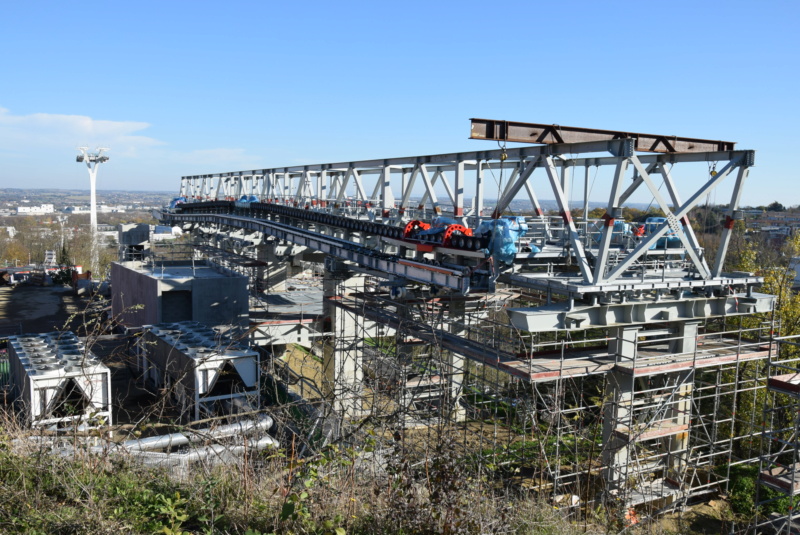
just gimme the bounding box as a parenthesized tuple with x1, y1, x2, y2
(629, 155, 710, 278)
(604, 153, 748, 283)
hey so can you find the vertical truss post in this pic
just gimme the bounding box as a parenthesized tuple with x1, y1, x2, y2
(318, 170, 328, 207)
(381, 165, 395, 214)
(454, 161, 466, 218)
(283, 172, 292, 203)
(475, 160, 485, 220)
(233, 173, 243, 200)
(583, 164, 591, 224)
(712, 165, 750, 277)
(592, 157, 629, 284)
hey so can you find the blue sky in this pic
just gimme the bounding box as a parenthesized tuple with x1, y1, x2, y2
(0, 0, 797, 206)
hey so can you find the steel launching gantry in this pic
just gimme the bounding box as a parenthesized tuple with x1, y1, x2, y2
(168, 120, 759, 306)
(159, 120, 776, 513)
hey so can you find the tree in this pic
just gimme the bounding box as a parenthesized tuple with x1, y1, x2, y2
(2, 240, 29, 266)
(58, 243, 71, 267)
(767, 201, 786, 212)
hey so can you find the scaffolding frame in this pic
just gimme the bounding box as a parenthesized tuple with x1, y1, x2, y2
(312, 275, 776, 519)
(756, 333, 800, 533)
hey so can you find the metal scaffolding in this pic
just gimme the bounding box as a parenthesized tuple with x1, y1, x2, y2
(756, 333, 800, 533)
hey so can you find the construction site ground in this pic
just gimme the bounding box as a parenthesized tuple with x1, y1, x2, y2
(0, 284, 750, 533)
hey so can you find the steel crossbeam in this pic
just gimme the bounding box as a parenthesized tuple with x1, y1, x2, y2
(469, 118, 736, 153)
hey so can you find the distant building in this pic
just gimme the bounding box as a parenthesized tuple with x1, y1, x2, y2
(17, 204, 54, 215)
(152, 225, 182, 242)
(63, 206, 88, 214)
(63, 205, 127, 214)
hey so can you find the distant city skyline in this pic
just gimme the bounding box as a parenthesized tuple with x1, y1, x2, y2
(0, 1, 796, 205)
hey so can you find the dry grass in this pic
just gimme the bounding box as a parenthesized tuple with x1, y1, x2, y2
(0, 407, 622, 535)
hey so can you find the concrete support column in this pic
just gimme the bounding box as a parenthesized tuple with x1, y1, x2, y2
(603, 326, 641, 496)
(609, 325, 640, 363)
(446, 299, 466, 423)
(255, 241, 303, 292)
(664, 321, 700, 500)
(665, 369, 693, 500)
(322, 266, 365, 418)
(602, 371, 635, 494)
(394, 299, 417, 419)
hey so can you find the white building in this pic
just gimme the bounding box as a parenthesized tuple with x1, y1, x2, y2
(17, 204, 55, 215)
(64, 205, 127, 214)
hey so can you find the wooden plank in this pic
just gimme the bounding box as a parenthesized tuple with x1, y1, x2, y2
(768, 373, 800, 395)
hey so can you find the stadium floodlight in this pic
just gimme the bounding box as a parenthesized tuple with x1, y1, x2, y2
(76, 147, 110, 275)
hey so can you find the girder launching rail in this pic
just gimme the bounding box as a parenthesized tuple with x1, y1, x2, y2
(161, 211, 473, 293)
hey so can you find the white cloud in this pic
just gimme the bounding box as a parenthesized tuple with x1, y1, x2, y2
(0, 107, 163, 157)
(0, 107, 264, 189)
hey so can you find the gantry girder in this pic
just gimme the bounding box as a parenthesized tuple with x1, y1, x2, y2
(176, 133, 756, 296)
(469, 118, 736, 154)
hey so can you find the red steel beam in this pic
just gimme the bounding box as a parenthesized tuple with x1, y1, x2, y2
(470, 118, 736, 153)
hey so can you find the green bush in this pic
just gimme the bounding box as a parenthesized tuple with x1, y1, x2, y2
(51, 268, 76, 286)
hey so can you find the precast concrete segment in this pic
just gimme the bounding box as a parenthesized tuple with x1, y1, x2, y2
(163, 212, 471, 293)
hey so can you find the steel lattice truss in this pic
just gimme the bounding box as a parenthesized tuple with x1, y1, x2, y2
(178, 138, 755, 293)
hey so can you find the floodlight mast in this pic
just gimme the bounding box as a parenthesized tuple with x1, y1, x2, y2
(76, 147, 110, 275)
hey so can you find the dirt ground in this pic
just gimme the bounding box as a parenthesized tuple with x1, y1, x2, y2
(657, 498, 732, 534)
(0, 284, 91, 334)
